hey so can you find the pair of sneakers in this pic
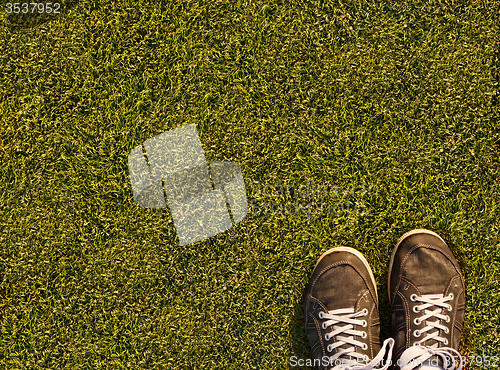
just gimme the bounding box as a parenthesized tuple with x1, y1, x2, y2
(304, 229, 465, 370)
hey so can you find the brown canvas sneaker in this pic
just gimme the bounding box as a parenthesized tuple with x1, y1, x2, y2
(388, 229, 466, 369)
(304, 247, 394, 370)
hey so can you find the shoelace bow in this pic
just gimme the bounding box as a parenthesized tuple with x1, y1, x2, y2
(398, 345, 463, 370)
(319, 308, 394, 370)
(399, 293, 464, 370)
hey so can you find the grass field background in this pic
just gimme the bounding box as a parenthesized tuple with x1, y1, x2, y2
(1, 0, 499, 368)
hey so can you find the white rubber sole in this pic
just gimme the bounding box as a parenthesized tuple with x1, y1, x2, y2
(313, 246, 378, 301)
(387, 228, 447, 294)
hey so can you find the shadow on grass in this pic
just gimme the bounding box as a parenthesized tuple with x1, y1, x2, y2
(4, 0, 80, 31)
(289, 284, 314, 370)
(441, 230, 473, 359)
(491, 35, 500, 108)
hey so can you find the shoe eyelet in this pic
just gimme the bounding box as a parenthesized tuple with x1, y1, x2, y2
(444, 327, 449, 334)
(444, 338, 448, 345)
(361, 320, 367, 328)
(361, 332, 367, 339)
(319, 312, 324, 319)
(413, 306, 420, 313)
(327, 344, 333, 352)
(445, 315, 450, 323)
(362, 308, 368, 316)
(448, 293, 454, 300)
(447, 305, 453, 312)
(410, 294, 418, 302)
(362, 343, 368, 350)
(322, 323, 327, 330)
(414, 318, 421, 325)
(325, 334, 330, 341)
(413, 330, 421, 338)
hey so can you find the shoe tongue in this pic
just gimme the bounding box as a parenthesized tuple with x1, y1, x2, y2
(404, 247, 455, 295)
(313, 265, 367, 310)
(419, 338, 441, 353)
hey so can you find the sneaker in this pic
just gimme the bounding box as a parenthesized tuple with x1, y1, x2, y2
(304, 247, 394, 370)
(388, 229, 465, 369)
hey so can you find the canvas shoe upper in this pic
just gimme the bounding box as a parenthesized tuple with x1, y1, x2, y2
(304, 247, 394, 370)
(388, 229, 466, 370)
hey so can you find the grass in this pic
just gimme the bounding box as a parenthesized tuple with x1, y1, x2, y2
(0, 0, 499, 368)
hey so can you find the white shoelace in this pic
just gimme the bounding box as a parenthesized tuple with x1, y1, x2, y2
(410, 293, 454, 346)
(399, 293, 464, 370)
(319, 308, 395, 370)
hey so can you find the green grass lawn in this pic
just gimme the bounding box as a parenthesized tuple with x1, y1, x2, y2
(1, 0, 499, 368)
